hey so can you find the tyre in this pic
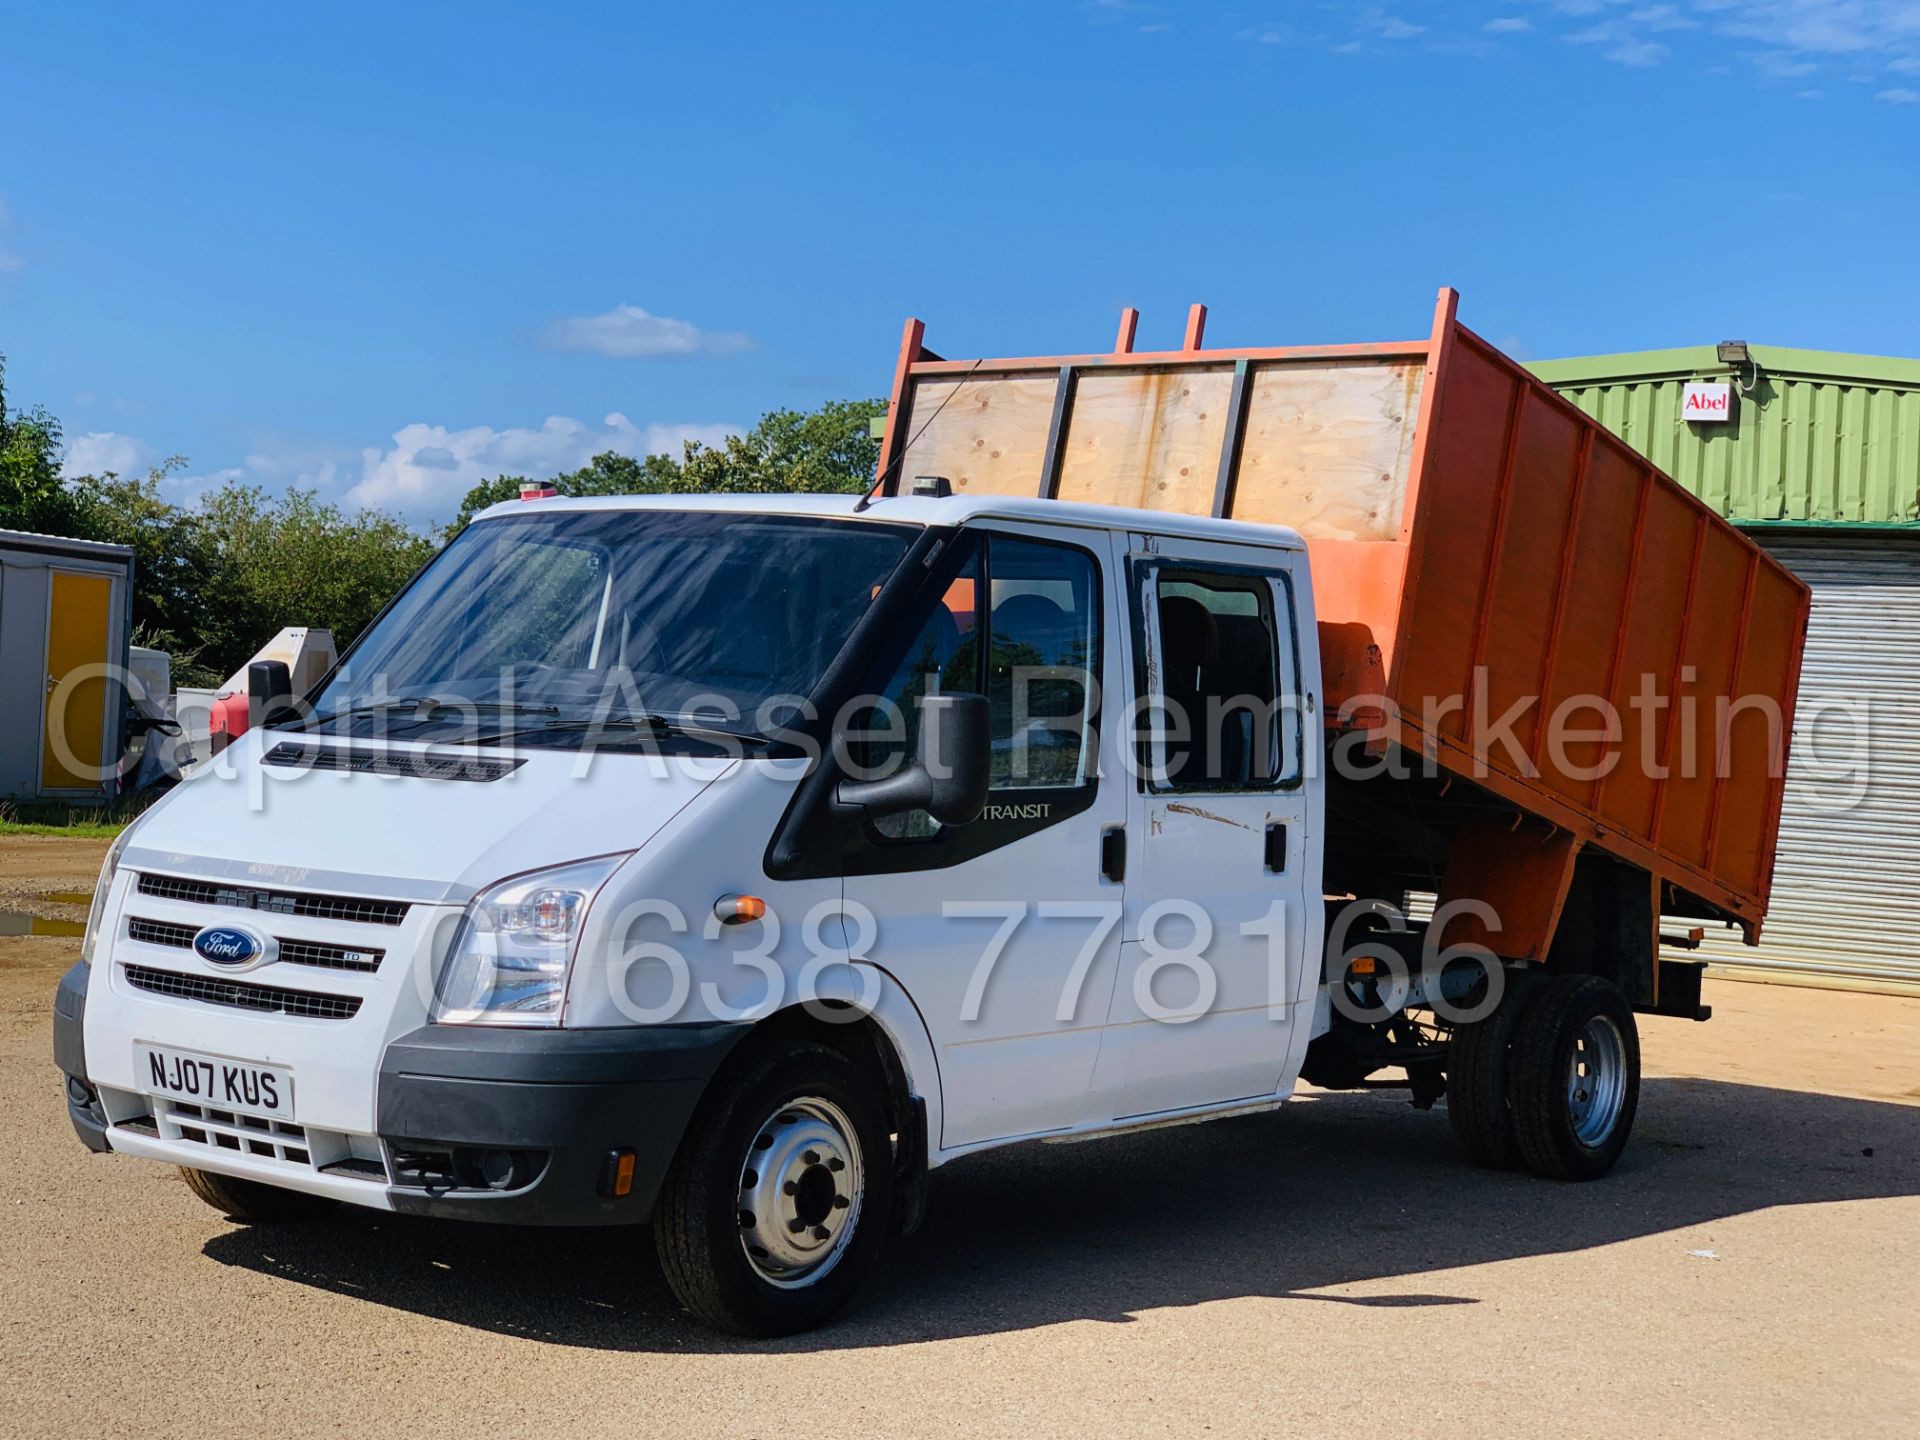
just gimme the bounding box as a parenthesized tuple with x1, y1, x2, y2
(654, 1038, 895, 1337)
(1445, 967, 1541, 1169)
(1508, 974, 1640, 1181)
(179, 1167, 338, 1222)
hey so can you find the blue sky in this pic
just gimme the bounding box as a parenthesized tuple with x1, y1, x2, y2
(2, 1, 1916, 523)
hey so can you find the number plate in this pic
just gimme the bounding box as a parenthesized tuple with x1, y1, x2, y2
(135, 1043, 294, 1118)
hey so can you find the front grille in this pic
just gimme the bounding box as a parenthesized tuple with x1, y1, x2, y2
(125, 916, 384, 974)
(275, 939, 383, 973)
(158, 1101, 313, 1166)
(128, 916, 196, 948)
(123, 964, 362, 1021)
(136, 871, 408, 927)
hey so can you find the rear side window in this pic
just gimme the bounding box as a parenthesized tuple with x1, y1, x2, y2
(1140, 566, 1300, 791)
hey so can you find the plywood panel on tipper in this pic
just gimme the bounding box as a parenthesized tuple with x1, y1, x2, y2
(1229, 360, 1425, 541)
(897, 374, 1057, 496)
(1055, 367, 1233, 515)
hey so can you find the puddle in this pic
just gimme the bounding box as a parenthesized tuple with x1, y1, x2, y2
(44, 891, 93, 905)
(0, 910, 86, 938)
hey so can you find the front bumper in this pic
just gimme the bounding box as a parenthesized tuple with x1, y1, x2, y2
(376, 1021, 747, 1225)
(56, 960, 747, 1225)
(54, 963, 111, 1152)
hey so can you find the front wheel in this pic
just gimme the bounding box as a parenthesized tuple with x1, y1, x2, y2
(179, 1167, 337, 1222)
(653, 1038, 894, 1336)
(1508, 974, 1641, 1181)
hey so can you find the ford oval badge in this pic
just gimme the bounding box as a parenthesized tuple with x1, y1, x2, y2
(192, 925, 272, 969)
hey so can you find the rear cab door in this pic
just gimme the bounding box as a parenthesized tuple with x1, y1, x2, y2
(1096, 531, 1324, 1122)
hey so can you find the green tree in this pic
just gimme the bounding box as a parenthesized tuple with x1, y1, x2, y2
(194, 484, 437, 676)
(0, 353, 81, 534)
(447, 397, 887, 532)
(446, 449, 683, 532)
(680, 398, 885, 493)
(68, 462, 223, 683)
(67, 469, 437, 684)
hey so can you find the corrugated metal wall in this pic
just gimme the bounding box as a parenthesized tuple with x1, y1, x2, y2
(1669, 536, 1920, 989)
(1533, 346, 1920, 526)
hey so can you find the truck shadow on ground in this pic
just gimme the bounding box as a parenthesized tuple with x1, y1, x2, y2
(202, 1076, 1920, 1352)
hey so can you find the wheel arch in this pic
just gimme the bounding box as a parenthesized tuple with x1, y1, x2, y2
(718, 963, 942, 1233)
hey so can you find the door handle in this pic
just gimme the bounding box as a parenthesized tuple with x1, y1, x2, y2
(1100, 825, 1126, 883)
(1264, 822, 1288, 874)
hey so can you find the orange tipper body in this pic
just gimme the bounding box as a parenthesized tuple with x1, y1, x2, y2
(872, 289, 1810, 944)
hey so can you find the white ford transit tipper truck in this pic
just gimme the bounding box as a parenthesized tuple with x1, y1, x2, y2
(54, 298, 1807, 1335)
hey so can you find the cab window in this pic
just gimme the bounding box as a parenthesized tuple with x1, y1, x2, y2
(863, 533, 1100, 840)
(1143, 567, 1299, 791)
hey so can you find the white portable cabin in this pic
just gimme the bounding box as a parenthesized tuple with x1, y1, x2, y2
(0, 529, 135, 801)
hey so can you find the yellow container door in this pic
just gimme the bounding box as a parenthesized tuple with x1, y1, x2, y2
(41, 570, 115, 791)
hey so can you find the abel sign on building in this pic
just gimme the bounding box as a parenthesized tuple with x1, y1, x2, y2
(1682, 381, 1734, 422)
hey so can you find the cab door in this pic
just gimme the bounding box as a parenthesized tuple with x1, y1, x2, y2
(1099, 535, 1321, 1121)
(842, 522, 1131, 1150)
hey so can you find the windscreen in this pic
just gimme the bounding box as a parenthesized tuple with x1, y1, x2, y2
(304, 509, 915, 741)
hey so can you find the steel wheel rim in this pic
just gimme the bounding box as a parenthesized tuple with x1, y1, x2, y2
(1566, 1014, 1627, 1147)
(735, 1095, 865, 1289)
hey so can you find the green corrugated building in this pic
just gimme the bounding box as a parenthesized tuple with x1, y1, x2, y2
(1531, 344, 1920, 991)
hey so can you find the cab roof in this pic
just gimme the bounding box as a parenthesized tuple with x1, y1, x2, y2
(473, 490, 1305, 551)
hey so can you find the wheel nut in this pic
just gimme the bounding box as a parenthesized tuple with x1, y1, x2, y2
(812, 1226, 830, 1241)
(833, 1195, 849, 1210)
(827, 1157, 845, 1172)
(783, 1180, 798, 1195)
(788, 1218, 806, 1233)
(803, 1150, 820, 1165)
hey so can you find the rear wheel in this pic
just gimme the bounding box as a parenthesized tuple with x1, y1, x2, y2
(1508, 974, 1640, 1180)
(654, 1038, 894, 1336)
(179, 1167, 337, 1222)
(1445, 967, 1541, 1169)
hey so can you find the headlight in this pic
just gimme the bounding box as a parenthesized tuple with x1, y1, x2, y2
(79, 826, 136, 968)
(431, 855, 628, 1026)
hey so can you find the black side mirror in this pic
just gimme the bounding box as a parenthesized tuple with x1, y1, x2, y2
(837, 692, 990, 826)
(248, 660, 295, 727)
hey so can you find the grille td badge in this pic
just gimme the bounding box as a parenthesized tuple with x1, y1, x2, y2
(191, 924, 277, 971)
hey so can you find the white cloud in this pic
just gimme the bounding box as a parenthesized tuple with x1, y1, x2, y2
(1627, 5, 1699, 33)
(62, 431, 153, 477)
(346, 412, 739, 514)
(1372, 17, 1426, 39)
(1485, 17, 1532, 32)
(1706, 0, 1911, 57)
(1605, 39, 1671, 64)
(1531, 0, 1920, 83)
(1879, 84, 1920, 100)
(538, 304, 753, 360)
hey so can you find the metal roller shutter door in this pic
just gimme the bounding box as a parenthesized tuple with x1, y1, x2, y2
(1680, 535, 1920, 988)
